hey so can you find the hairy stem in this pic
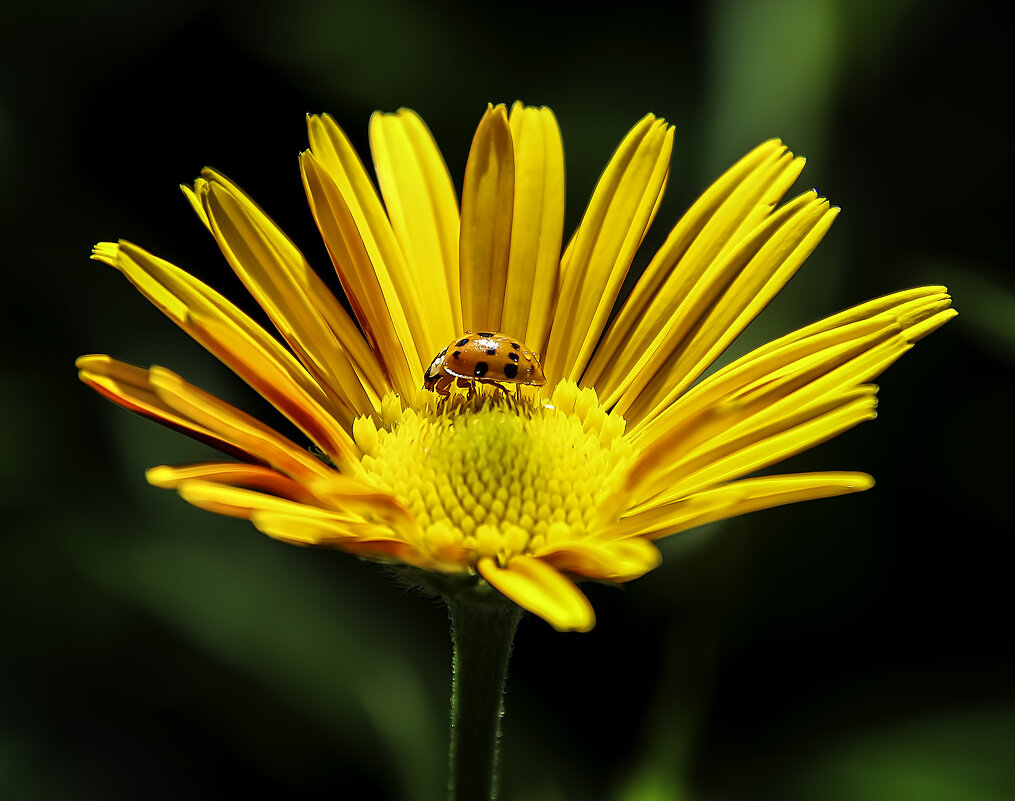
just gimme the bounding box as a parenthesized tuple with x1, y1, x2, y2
(445, 593, 523, 801)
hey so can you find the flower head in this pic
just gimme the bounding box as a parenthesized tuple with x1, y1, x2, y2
(78, 102, 954, 631)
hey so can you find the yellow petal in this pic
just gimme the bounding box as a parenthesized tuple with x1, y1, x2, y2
(532, 538, 661, 582)
(609, 472, 875, 540)
(631, 287, 953, 443)
(586, 139, 804, 394)
(146, 365, 344, 482)
(741, 286, 956, 362)
(307, 113, 435, 369)
(76, 355, 255, 463)
(369, 108, 462, 335)
(197, 173, 380, 421)
(615, 191, 840, 426)
(300, 150, 419, 394)
(543, 114, 673, 382)
(183, 314, 360, 467)
(478, 555, 595, 632)
(460, 104, 515, 332)
(92, 240, 343, 422)
(174, 480, 332, 520)
(629, 328, 905, 486)
(500, 102, 565, 351)
(650, 389, 878, 503)
(252, 511, 421, 564)
(146, 462, 318, 504)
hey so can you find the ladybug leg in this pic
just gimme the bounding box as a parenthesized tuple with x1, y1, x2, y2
(455, 376, 475, 399)
(433, 375, 453, 400)
(478, 379, 511, 398)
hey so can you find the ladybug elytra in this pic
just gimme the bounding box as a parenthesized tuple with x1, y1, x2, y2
(423, 331, 546, 397)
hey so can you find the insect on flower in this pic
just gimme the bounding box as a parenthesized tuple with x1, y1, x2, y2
(76, 102, 955, 633)
(423, 331, 546, 398)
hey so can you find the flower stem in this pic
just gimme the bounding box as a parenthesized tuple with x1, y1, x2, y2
(445, 592, 523, 801)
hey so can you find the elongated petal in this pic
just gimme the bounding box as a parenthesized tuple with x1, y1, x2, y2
(196, 173, 380, 421)
(185, 314, 359, 466)
(370, 108, 462, 335)
(608, 472, 875, 540)
(735, 285, 956, 362)
(173, 480, 336, 519)
(651, 389, 878, 503)
(533, 538, 661, 582)
(586, 140, 804, 392)
(300, 151, 418, 394)
(147, 462, 319, 504)
(478, 555, 595, 632)
(632, 287, 954, 443)
(500, 103, 565, 351)
(190, 172, 385, 400)
(460, 104, 515, 332)
(307, 113, 435, 368)
(76, 355, 255, 463)
(252, 510, 420, 563)
(615, 191, 840, 425)
(91, 241, 347, 425)
(146, 365, 345, 482)
(543, 114, 673, 382)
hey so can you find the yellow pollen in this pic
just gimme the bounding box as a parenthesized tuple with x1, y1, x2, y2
(354, 382, 635, 570)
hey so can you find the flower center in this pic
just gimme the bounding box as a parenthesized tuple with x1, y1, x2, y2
(353, 382, 635, 570)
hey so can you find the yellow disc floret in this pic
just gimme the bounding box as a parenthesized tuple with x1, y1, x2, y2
(353, 382, 635, 571)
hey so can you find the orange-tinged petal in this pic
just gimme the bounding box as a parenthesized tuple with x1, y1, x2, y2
(174, 480, 336, 520)
(307, 472, 416, 528)
(251, 511, 421, 564)
(76, 355, 256, 464)
(187, 314, 359, 466)
(478, 555, 595, 632)
(146, 462, 319, 504)
(533, 538, 661, 582)
(145, 365, 341, 483)
(92, 241, 344, 424)
(460, 104, 515, 333)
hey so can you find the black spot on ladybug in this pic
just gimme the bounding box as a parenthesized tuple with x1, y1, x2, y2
(479, 332, 494, 337)
(456, 338, 470, 347)
(508, 351, 519, 363)
(511, 342, 520, 349)
(503, 363, 519, 379)
(452, 350, 462, 359)
(474, 361, 489, 377)
(485, 347, 497, 355)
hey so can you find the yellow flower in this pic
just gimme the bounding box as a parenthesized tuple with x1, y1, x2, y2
(77, 103, 954, 632)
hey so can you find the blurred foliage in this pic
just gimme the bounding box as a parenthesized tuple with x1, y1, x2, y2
(2, 0, 1010, 799)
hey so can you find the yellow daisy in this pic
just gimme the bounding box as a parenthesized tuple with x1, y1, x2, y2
(77, 102, 954, 633)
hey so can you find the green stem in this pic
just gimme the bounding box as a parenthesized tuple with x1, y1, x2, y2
(445, 593, 522, 801)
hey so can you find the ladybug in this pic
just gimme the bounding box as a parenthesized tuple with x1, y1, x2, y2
(424, 331, 546, 398)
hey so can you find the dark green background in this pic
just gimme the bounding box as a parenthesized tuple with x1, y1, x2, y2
(3, 0, 1011, 798)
